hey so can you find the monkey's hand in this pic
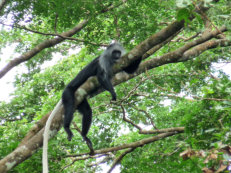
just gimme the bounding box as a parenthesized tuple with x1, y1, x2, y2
(111, 92, 116, 101)
(112, 96, 116, 101)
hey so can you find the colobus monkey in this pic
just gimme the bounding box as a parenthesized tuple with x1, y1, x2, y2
(62, 43, 141, 153)
(42, 43, 141, 173)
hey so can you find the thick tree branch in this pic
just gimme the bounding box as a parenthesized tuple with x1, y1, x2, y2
(142, 30, 182, 60)
(0, 0, 7, 12)
(0, 100, 63, 173)
(180, 39, 231, 61)
(134, 28, 228, 75)
(18, 112, 50, 147)
(139, 127, 185, 135)
(0, 20, 89, 79)
(116, 20, 185, 71)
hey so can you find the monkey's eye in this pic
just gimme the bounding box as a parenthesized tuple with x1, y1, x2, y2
(112, 50, 121, 60)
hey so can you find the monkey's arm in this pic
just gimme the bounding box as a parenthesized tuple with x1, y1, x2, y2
(66, 58, 99, 90)
(97, 70, 117, 100)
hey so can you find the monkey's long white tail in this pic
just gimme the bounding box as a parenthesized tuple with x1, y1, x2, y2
(43, 100, 62, 173)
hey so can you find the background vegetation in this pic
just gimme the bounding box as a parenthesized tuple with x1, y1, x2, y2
(0, 0, 231, 172)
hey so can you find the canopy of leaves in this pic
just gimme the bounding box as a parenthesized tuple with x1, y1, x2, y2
(0, 0, 231, 172)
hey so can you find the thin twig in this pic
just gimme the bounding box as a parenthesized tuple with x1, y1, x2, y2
(0, 22, 108, 46)
(88, 153, 114, 167)
(128, 104, 158, 129)
(120, 76, 147, 102)
(192, 1, 225, 38)
(61, 154, 107, 171)
(121, 105, 143, 131)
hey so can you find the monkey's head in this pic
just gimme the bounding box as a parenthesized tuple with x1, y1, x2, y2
(106, 43, 125, 63)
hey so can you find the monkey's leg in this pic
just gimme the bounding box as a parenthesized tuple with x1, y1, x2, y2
(62, 88, 75, 141)
(83, 136, 94, 155)
(77, 98, 94, 155)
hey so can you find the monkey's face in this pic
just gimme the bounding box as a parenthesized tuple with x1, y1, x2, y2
(112, 50, 121, 62)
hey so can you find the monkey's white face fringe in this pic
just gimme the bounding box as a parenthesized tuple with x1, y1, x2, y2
(42, 100, 62, 173)
(99, 43, 125, 74)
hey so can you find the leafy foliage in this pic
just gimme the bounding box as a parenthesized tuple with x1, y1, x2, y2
(0, 0, 231, 172)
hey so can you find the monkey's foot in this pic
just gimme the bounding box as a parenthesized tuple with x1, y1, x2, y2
(83, 136, 94, 155)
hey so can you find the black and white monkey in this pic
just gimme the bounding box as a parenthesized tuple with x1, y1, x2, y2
(43, 43, 141, 173)
(62, 42, 141, 152)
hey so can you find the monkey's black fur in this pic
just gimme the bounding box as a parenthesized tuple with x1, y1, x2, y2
(62, 43, 141, 153)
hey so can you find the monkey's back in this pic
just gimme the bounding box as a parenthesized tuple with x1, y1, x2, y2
(65, 57, 100, 91)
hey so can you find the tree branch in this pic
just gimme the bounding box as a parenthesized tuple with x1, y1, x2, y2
(180, 39, 231, 61)
(0, 3, 229, 171)
(0, 23, 108, 46)
(0, 20, 89, 79)
(0, 0, 7, 12)
(0, 0, 128, 79)
(107, 148, 135, 173)
(68, 130, 184, 157)
(121, 105, 143, 131)
(61, 154, 111, 171)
